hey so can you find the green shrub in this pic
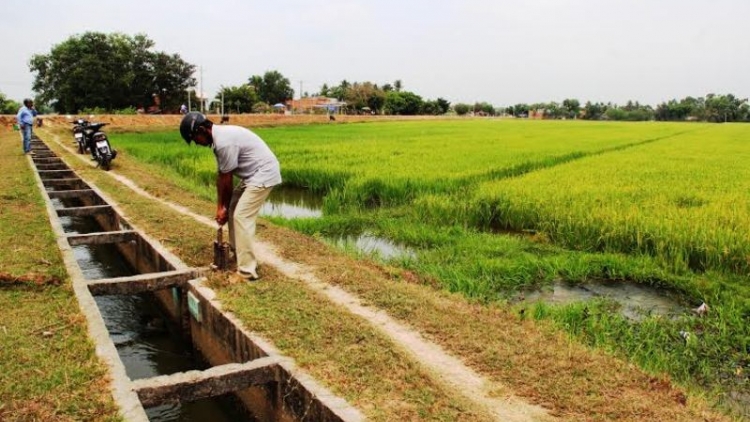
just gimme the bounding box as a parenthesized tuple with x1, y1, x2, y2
(454, 103, 470, 116)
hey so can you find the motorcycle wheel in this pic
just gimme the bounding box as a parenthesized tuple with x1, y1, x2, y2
(78, 142, 84, 154)
(101, 157, 111, 171)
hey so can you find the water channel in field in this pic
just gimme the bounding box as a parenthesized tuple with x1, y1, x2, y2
(260, 186, 415, 261)
(516, 280, 688, 321)
(260, 186, 323, 219)
(51, 196, 251, 421)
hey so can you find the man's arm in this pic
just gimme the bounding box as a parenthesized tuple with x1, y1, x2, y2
(215, 171, 233, 225)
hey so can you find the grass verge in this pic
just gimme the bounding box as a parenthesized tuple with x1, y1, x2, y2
(262, 223, 730, 421)
(0, 131, 119, 421)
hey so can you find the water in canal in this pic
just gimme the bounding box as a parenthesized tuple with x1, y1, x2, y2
(52, 197, 251, 421)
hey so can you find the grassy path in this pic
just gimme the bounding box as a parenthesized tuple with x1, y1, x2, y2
(0, 130, 119, 421)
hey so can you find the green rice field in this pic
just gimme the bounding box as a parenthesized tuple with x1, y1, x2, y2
(115, 120, 743, 275)
(116, 120, 695, 203)
(109, 119, 750, 297)
(110, 119, 750, 414)
(474, 124, 750, 274)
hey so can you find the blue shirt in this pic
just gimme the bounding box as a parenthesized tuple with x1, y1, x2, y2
(16, 106, 34, 126)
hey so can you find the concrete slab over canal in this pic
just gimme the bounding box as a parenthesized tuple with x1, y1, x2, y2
(28, 137, 363, 422)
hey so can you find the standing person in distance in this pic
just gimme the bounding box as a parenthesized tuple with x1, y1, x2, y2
(16, 99, 35, 155)
(180, 112, 281, 281)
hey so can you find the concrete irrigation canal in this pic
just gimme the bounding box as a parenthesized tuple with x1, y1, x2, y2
(28, 136, 363, 422)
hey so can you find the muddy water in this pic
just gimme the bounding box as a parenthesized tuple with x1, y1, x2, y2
(259, 187, 415, 260)
(97, 294, 198, 378)
(145, 395, 249, 422)
(97, 294, 250, 421)
(260, 186, 323, 219)
(329, 232, 416, 261)
(53, 197, 108, 236)
(50, 197, 133, 279)
(50, 200, 251, 421)
(520, 280, 687, 321)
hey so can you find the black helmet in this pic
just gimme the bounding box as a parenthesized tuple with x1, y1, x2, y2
(180, 112, 207, 144)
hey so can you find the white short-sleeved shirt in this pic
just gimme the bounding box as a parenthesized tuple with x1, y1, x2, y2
(211, 125, 282, 187)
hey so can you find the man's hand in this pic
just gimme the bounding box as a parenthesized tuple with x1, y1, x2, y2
(216, 172, 233, 225)
(216, 206, 228, 225)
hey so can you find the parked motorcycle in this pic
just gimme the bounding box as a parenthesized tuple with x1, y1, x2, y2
(84, 122, 117, 170)
(71, 119, 89, 154)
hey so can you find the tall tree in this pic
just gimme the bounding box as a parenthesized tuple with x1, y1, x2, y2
(149, 52, 196, 111)
(562, 98, 580, 119)
(215, 84, 259, 113)
(473, 101, 496, 116)
(344, 82, 385, 113)
(0, 91, 20, 114)
(249, 75, 263, 92)
(512, 103, 530, 117)
(704, 93, 747, 122)
(421, 98, 450, 115)
(248, 70, 294, 105)
(29, 32, 195, 113)
(435, 98, 451, 114)
(319, 83, 330, 97)
(454, 103, 471, 116)
(383, 91, 423, 115)
(653, 94, 748, 122)
(582, 101, 606, 120)
(329, 80, 351, 100)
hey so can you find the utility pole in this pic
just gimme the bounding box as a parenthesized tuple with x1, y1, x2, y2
(299, 80, 303, 99)
(221, 91, 224, 115)
(200, 66, 204, 114)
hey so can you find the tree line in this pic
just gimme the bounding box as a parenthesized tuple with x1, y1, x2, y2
(30, 32, 195, 114)
(452, 96, 750, 123)
(10, 31, 750, 122)
(217, 78, 451, 116)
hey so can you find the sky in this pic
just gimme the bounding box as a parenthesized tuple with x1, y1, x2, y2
(1, 0, 749, 107)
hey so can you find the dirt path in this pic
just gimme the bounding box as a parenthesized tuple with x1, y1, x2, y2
(42, 129, 553, 421)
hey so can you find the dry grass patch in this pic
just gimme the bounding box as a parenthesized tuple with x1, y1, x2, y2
(260, 226, 729, 422)
(209, 270, 494, 421)
(0, 140, 65, 278)
(0, 272, 62, 286)
(0, 286, 120, 422)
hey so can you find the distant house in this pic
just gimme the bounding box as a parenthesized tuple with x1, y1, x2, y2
(286, 96, 347, 114)
(529, 109, 545, 119)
